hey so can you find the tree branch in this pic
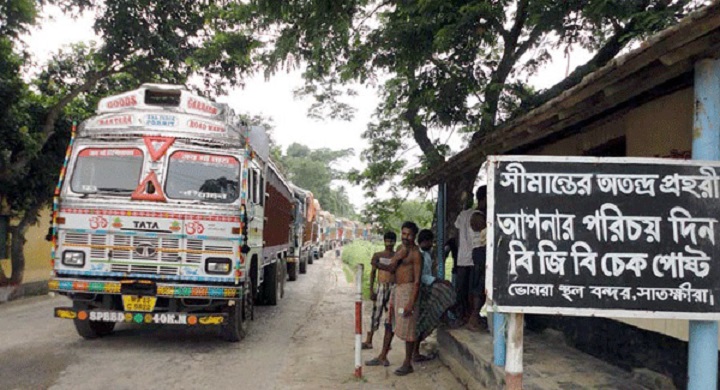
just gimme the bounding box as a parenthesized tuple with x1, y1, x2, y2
(0, 66, 118, 182)
(475, 0, 530, 137)
(519, 20, 638, 112)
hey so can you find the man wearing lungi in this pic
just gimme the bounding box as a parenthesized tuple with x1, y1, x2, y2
(413, 229, 456, 362)
(362, 231, 397, 350)
(372, 221, 422, 376)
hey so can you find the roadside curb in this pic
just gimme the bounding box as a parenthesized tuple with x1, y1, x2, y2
(0, 280, 49, 304)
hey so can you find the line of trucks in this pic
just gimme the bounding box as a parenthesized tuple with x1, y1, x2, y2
(48, 84, 371, 341)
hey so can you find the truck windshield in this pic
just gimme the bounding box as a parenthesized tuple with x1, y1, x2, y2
(165, 151, 240, 203)
(70, 148, 144, 194)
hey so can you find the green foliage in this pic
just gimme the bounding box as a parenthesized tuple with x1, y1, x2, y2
(0, 0, 263, 284)
(245, 0, 703, 225)
(275, 143, 357, 218)
(364, 197, 434, 233)
(341, 240, 383, 299)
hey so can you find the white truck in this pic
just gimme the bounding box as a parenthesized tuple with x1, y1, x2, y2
(49, 84, 285, 341)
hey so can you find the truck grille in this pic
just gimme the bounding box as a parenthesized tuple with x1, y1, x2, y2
(61, 232, 233, 277)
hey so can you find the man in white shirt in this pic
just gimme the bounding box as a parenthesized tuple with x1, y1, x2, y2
(453, 186, 487, 331)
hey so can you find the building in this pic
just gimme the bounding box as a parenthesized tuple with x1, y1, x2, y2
(415, 3, 720, 387)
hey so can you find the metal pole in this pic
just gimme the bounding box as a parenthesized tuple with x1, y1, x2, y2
(437, 182, 446, 280)
(493, 311, 507, 367)
(354, 263, 363, 378)
(688, 58, 720, 390)
(505, 313, 524, 389)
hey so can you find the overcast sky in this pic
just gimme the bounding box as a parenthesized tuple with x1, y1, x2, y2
(25, 5, 589, 211)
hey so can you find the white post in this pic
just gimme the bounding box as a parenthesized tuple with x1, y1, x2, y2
(354, 264, 363, 378)
(505, 313, 524, 389)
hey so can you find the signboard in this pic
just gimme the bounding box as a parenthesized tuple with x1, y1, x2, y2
(487, 155, 720, 320)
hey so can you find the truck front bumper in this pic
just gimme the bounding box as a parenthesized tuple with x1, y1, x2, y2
(54, 307, 226, 325)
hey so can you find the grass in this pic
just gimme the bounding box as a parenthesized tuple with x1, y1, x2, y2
(341, 240, 456, 298)
(341, 240, 383, 300)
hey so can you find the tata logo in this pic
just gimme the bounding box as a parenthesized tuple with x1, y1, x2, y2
(133, 221, 159, 229)
(134, 243, 157, 258)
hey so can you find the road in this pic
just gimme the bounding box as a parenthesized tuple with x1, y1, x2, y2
(0, 251, 466, 390)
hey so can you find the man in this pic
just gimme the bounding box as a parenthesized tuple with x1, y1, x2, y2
(370, 221, 422, 376)
(413, 229, 456, 362)
(454, 186, 488, 331)
(361, 231, 397, 350)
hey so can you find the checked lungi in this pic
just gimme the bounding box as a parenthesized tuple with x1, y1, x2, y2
(416, 281, 456, 340)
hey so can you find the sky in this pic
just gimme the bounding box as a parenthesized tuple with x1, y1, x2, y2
(24, 5, 590, 212)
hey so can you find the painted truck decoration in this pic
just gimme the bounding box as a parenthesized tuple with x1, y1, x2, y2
(47, 84, 337, 342)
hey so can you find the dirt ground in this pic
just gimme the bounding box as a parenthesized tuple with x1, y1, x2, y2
(0, 249, 466, 389)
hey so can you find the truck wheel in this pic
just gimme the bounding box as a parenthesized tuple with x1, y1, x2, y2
(221, 299, 246, 342)
(245, 281, 254, 321)
(299, 256, 307, 274)
(261, 261, 279, 306)
(288, 261, 298, 281)
(72, 301, 115, 339)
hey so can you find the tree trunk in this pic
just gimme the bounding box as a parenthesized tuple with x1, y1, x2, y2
(2, 201, 43, 289)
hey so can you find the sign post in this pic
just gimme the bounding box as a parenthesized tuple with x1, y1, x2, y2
(437, 182, 446, 280)
(688, 58, 720, 390)
(487, 155, 720, 385)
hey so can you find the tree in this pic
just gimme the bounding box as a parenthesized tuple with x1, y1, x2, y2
(274, 143, 356, 218)
(0, 0, 260, 290)
(369, 199, 434, 233)
(242, 0, 705, 237)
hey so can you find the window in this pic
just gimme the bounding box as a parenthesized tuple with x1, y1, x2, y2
(70, 148, 143, 195)
(250, 169, 257, 204)
(165, 151, 240, 203)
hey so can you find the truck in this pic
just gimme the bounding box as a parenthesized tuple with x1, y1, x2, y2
(318, 211, 334, 257)
(309, 200, 323, 260)
(288, 184, 313, 280)
(258, 162, 293, 303)
(48, 84, 286, 342)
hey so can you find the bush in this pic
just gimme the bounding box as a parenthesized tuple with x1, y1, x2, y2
(341, 240, 383, 299)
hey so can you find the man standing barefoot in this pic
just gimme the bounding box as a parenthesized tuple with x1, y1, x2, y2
(362, 231, 397, 350)
(373, 221, 422, 376)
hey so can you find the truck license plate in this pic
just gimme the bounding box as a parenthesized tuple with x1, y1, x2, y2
(122, 295, 157, 312)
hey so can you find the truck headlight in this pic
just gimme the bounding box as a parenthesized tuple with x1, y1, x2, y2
(205, 258, 232, 274)
(62, 251, 85, 267)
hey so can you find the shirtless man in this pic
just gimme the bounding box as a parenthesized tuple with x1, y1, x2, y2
(372, 221, 422, 376)
(362, 231, 397, 350)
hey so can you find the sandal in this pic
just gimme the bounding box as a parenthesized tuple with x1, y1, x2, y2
(413, 353, 435, 363)
(394, 365, 414, 376)
(365, 357, 390, 367)
(361, 342, 373, 350)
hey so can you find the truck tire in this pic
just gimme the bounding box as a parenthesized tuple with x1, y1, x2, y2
(299, 256, 307, 274)
(221, 298, 247, 342)
(287, 260, 298, 281)
(279, 258, 286, 299)
(260, 261, 279, 306)
(72, 301, 115, 339)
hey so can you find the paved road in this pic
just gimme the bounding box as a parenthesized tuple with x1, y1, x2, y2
(0, 252, 465, 390)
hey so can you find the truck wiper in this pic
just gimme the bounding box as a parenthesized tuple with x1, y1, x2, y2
(96, 187, 133, 194)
